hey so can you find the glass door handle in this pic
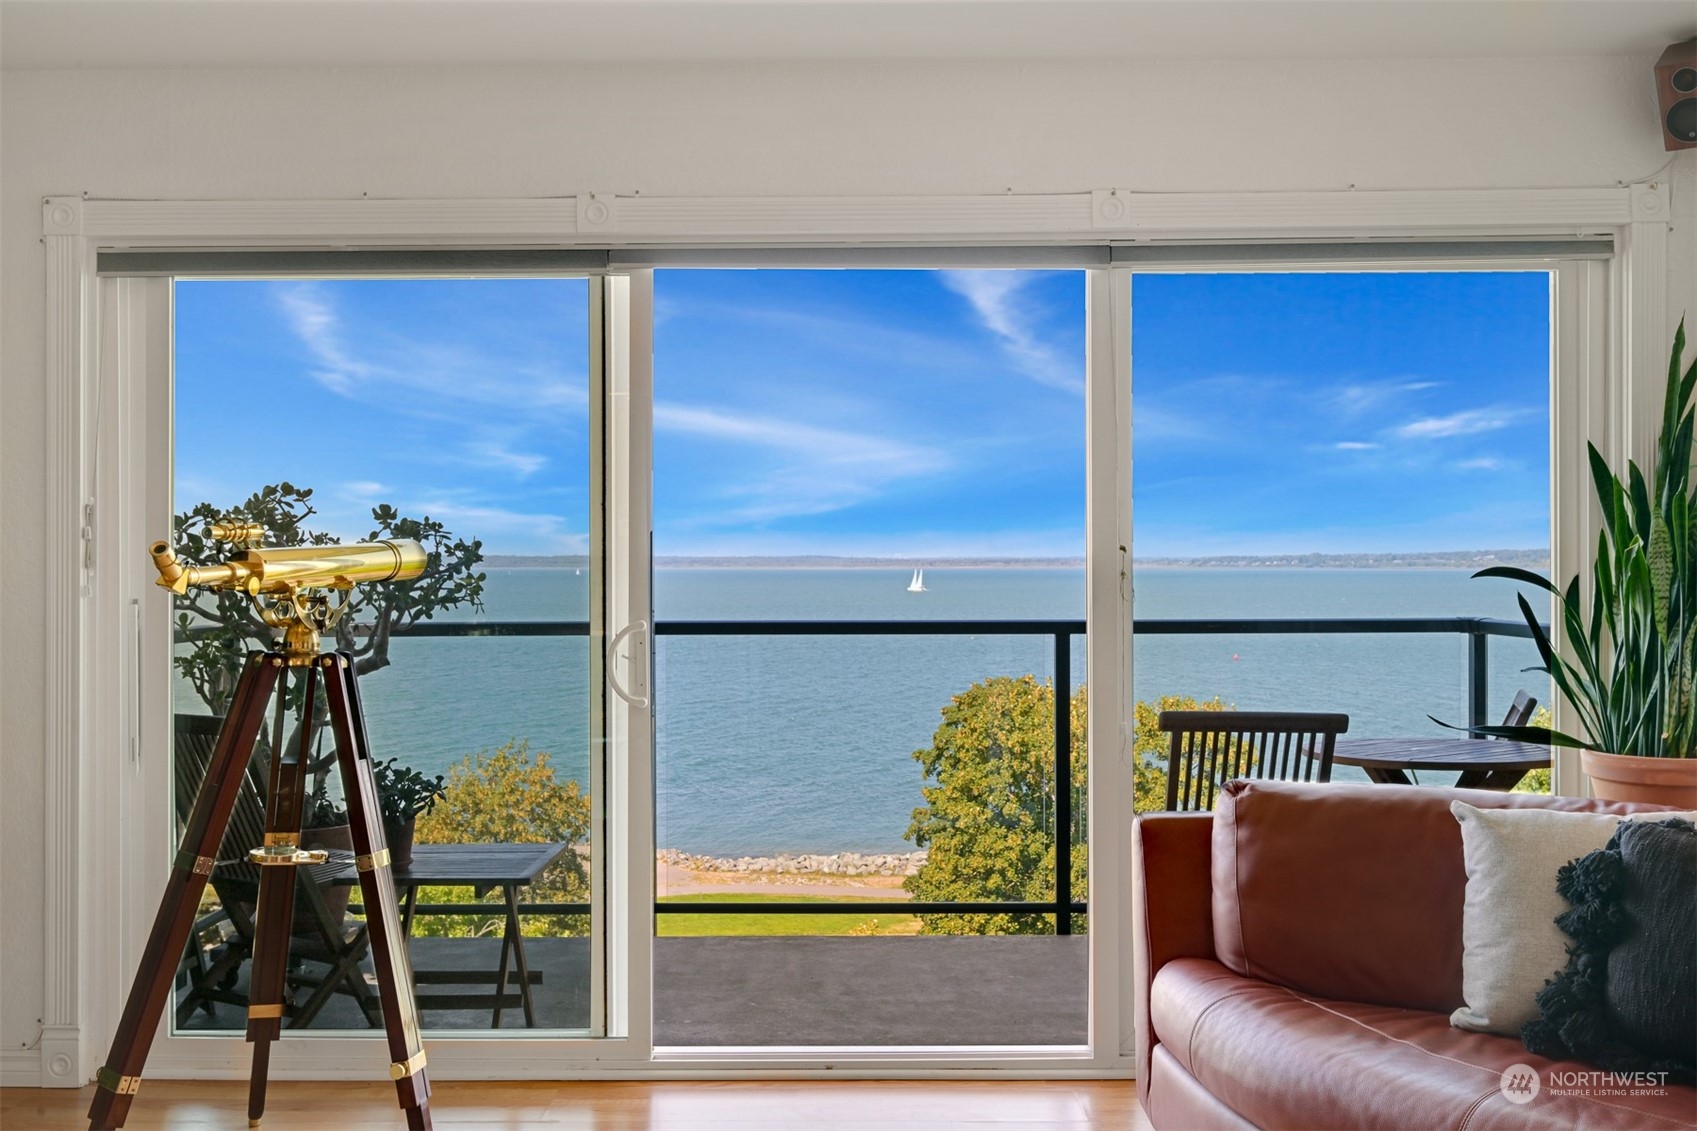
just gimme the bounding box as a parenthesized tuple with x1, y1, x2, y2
(606, 619, 650, 709)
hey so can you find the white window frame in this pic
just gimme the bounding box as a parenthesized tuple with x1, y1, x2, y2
(36, 182, 1662, 1087)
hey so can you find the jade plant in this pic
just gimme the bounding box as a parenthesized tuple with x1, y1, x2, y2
(305, 777, 348, 829)
(373, 758, 448, 827)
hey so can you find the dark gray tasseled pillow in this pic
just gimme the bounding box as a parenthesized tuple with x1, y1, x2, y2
(1522, 816, 1695, 1084)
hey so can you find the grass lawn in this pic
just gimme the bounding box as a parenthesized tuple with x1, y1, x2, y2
(656, 893, 921, 937)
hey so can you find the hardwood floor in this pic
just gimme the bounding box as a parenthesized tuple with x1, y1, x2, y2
(2, 1079, 1154, 1130)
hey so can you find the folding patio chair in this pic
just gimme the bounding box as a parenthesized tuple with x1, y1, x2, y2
(172, 713, 382, 1029)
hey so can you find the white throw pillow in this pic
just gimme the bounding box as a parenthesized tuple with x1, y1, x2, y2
(1449, 802, 1696, 1035)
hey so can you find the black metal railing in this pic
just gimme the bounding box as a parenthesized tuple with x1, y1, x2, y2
(377, 613, 1544, 935)
(655, 619, 1086, 932)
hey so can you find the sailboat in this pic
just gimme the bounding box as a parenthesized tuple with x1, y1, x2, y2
(907, 568, 927, 593)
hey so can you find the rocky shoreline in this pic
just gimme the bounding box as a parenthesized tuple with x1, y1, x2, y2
(658, 849, 926, 876)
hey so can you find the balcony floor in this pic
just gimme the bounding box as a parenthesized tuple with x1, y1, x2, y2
(180, 935, 1089, 1046)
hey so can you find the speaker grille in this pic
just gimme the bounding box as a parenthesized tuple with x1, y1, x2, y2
(1670, 100, 1697, 143)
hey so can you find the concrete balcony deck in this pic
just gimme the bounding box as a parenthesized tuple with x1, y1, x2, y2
(179, 935, 1089, 1045)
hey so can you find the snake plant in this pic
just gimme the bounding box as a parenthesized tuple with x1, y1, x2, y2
(1453, 320, 1696, 758)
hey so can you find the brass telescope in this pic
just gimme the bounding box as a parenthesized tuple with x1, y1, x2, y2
(94, 527, 438, 1131)
(149, 533, 427, 661)
(150, 538, 427, 596)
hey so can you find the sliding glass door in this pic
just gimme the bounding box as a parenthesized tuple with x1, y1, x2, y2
(1126, 269, 1555, 806)
(166, 275, 610, 1037)
(648, 267, 1090, 1047)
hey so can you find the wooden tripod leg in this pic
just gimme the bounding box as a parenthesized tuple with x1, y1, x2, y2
(245, 662, 319, 1127)
(322, 653, 433, 1130)
(89, 652, 282, 1131)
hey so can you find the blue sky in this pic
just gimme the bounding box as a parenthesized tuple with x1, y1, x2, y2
(174, 269, 1548, 558)
(1131, 271, 1550, 556)
(175, 277, 594, 554)
(652, 269, 1084, 557)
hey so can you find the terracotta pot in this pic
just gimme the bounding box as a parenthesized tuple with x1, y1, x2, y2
(382, 817, 416, 872)
(1581, 749, 1697, 808)
(299, 823, 354, 932)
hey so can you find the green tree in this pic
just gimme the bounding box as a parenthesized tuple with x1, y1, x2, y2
(413, 741, 592, 938)
(1511, 706, 1556, 794)
(903, 675, 1087, 936)
(903, 682, 1232, 936)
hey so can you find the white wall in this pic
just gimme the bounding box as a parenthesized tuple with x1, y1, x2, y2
(2, 55, 1691, 1065)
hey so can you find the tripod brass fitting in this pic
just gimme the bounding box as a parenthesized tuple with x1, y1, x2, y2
(149, 531, 427, 662)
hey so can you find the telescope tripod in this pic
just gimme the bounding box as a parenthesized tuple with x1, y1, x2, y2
(88, 650, 432, 1130)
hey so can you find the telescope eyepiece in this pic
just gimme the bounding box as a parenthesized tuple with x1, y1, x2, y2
(149, 541, 190, 593)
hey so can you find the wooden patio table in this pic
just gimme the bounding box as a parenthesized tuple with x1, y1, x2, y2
(337, 841, 570, 1028)
(1332, 736, 1550, 791)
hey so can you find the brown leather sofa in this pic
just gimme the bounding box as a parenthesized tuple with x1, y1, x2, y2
(1133, 780, 1696, 1130)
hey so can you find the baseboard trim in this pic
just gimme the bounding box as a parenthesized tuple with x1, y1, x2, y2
(1, 1048, 42, 1087)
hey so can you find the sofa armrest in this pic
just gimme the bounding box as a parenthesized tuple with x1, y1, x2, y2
(1132, 812, 1215, 1109)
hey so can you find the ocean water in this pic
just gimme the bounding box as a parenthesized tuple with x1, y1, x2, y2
(175, 566, 1549, 855)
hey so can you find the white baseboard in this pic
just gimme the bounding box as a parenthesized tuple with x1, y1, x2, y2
(1, 1048, 42, 1087)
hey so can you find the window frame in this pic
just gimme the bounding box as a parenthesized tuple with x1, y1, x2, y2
(39, 184, 1652, 1087)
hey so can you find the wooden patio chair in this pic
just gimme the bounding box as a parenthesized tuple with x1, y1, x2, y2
(1403, 691, 1538, 785)
(1158, 710, 1350, 812)
(172, 713, 382, 1029)
(1502, 689, 1538, 728)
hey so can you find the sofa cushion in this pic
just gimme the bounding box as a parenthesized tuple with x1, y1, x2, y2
(1524, 817, 1697, 1080)
(1210, 780, 1668, 1013)
(1445, 801, 1629, 1032)
(1145, 1044, 1258, 1131)
(1149, 957, 1697, 1131)
(1448, 802, 1692, 1036)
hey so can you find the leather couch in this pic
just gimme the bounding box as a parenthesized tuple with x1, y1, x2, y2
(1132, 780, 1696, 1130)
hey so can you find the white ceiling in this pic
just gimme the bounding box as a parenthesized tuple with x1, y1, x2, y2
(2, 0, 1692, 70)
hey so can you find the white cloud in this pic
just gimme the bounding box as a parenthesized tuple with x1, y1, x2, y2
(276, 285, 370, 395)
(940, 271, 1083, 394)
(1335, 441, 1380, 451)
(458, 441, 548, 477)
(1132, 403, 1210, 443)
(655, 401, 950, 523)
(1393, 407, 1531, 440)
(407, 498, 587, 555)
(655, 403, 930, 464)
(658, 526, 1084, 559)
(1456, 457, 1505, 471)
(680, 301, 973, 375)
(272, 282, 588, 421)
(1331, 379, 1440, 416)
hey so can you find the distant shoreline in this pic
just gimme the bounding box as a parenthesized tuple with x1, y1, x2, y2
(483, 549, 1549, 571)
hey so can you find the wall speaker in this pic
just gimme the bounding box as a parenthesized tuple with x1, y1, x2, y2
(1655, 38, 1697, 151)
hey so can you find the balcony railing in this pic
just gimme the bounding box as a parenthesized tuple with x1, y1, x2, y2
(367, 614, 1545, 934)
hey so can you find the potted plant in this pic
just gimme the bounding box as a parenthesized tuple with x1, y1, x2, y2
(298, 778, 353, 930)
(301, 777, 352, 851)
(1460, 321, 1697, 806)
(372, 758, 446, 871)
